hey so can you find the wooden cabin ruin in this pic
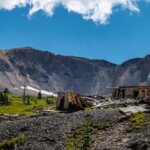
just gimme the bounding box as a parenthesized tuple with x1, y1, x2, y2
(56, 92, 93, 112)
(112, 86, 150, 100)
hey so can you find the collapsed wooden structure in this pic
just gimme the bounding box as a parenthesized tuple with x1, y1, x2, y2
(56, 92, 92, 112)
(112, 86, 150, 100)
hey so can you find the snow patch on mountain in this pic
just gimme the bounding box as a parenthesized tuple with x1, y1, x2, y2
(20, 86, 57, 97)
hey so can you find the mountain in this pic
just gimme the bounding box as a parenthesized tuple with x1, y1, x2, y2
(0, 47, 150, 95)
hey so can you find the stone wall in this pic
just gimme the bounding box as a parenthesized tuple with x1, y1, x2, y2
(112, 86, 150, 100)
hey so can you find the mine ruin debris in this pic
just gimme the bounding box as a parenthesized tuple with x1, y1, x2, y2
(56, 92, 94, 112)
(56, 86, 150, 112)
(119, 105, 150, 116)
(144, 96, 150, 105)
(112, 86, 150, 100)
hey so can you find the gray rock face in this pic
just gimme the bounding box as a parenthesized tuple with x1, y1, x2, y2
(0, 47, 150, 95)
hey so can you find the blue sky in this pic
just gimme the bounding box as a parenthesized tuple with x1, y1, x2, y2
(0, 1, 150, 64)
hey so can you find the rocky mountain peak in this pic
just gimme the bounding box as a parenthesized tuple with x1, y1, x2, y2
(0, 47, 149, 95)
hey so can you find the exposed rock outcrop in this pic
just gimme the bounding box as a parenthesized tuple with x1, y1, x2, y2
(0, 47, 150, 95)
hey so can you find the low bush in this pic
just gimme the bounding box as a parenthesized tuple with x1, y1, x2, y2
(0, 134, 25, 149)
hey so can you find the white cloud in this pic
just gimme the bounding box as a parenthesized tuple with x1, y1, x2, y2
(0, 0, 149, 24)
(0, 0, 27, 10)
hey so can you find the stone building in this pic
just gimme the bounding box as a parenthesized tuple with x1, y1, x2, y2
(112, 86, 150, 100)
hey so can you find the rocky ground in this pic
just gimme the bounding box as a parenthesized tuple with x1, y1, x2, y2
(0, 109, 150, 150)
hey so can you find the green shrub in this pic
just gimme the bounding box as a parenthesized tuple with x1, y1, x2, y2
(0, 134, 25, 149)
(66, 115, 111, 150)
(92, 121, 110, 130)
(66, 115, 93, 150)
(127, 112, 150, 132)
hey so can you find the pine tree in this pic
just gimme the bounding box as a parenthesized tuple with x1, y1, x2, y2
(0, 89, 10, 105)
(27, 96, 31, 105)
(0, 92, 4, 104)
(3, 88, 9, 105)
(38, 91, 42, 99)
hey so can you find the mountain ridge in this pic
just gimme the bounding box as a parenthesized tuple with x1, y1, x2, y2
(1, 47, 148, 65)
(0, 47, 150, 95)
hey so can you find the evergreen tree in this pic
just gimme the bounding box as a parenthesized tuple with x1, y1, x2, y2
(0, 92, 4, 104)
(46, 96, 49, 104)
(4, 88, 9, 95)
(38, 91, 42, 99)
(26, 96, 31, 105)
(3, 88, 9, 105)
(23, 84, 26, 104)
(0, 89, 10, 105)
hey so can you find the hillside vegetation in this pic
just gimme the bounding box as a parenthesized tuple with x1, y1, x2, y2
(0, 93, 56, 115)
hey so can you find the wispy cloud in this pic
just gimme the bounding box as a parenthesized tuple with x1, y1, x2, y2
(0, 0, 149, 24)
